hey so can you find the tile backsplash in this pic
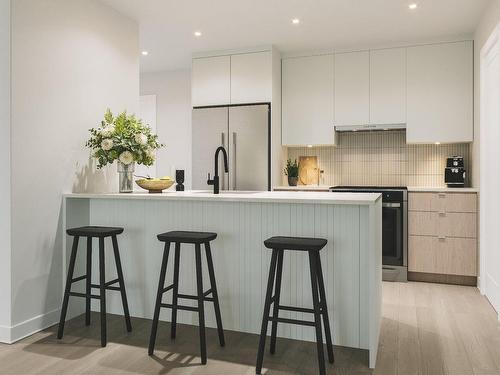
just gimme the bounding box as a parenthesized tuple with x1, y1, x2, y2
(286, 130, 470, 187)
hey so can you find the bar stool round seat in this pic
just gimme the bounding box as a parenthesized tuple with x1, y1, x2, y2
(67, 226, 124, 237)
(264, 236, 327, 251)
(149, 230, 225, 365)
(157, 230, 217, 244)
(256, 236, 334, 375)
(58, 226, 132, 348)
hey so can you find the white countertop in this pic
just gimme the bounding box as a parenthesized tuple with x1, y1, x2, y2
(273, 185, 331, 191)
(407, 186, 479, 193)
(64, 190, 381, 205)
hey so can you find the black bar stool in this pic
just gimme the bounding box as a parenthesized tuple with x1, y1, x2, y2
(149, 231, 225, 364)
(58, 226, 132, 347)
(256, 236, 334, 375)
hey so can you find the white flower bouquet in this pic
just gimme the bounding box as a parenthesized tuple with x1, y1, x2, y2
(86, 109, 164, 169)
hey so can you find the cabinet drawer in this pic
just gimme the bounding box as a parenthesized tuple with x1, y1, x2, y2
(409, 235, 476, 276)
(409, 192, 477, 213)
(409, 211, 476, 238)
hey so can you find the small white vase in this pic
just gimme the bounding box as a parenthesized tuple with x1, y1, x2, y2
(117, 161, 135, 193)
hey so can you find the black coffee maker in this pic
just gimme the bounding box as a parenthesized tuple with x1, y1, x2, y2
(445, 156, 466, 187)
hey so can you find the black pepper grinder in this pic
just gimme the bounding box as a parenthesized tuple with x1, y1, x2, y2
(175, 170, 185, 191)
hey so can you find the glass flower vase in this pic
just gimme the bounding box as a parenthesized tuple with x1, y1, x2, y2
(117, 162, 135, 193)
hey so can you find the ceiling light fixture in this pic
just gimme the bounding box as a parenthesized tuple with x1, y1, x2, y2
(141, 51, 149, 56)
(408, 3, 417, 10)
(435, 142, 441, 145)
(307, 144, 313, 148)
(291, 18, 300, 25)
(194, 31, 202, 37)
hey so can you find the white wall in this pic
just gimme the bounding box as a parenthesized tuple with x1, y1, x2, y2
(0, 0, 12, 341)
(140, 70, 192, 187)
(473, 0, 500, 187)
(9, 0, 139, 341)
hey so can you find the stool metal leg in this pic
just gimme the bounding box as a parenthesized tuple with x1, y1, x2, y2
(309, 251, 326, 375)
(270, 250, 284, 354)
(58, 236, 80, 339)
(195, 243, 207, 364)
(112, 235, 132, 333)
(149, 242, 171, 355)
(256, 249, 278, 374)
(316, 253, 334, 363)
(205, 241, 225, 347)
(99, 237, 107, 347)
(170, 242, 181, 339)
(85, 237, 92, 326)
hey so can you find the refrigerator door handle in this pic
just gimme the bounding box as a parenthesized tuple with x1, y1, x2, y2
(232, 132, 237, 190)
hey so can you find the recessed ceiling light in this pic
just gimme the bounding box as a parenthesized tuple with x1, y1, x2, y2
(194, 31, 202, 37)
(435, 142, 441, 145)
(408, 3, 417, 10)
(291, 18, 300, 25)
(141, 51, 149, 56)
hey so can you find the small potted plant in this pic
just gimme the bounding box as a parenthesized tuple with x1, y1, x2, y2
(284, 158, 299, 186)
(86, 109, 164, 193)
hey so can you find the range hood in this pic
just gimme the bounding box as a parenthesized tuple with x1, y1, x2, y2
(335, 123, 406, 132)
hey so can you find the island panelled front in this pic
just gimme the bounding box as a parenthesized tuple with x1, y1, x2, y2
(63, 191, 382, 368)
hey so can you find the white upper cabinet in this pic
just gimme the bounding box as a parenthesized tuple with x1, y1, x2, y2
(370, 48, 406, 125)
(406, 41, 473, 143)
(282, 55, 335, 146)
(334, 51, 369, 126)
(230, 51, 272, 104)
(192, 55, 230, 107)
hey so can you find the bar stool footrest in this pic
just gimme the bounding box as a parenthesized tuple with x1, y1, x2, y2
(277, 305, 315, 314)
(69, 291, 100, 299)
(71, 275, 87, 283)
(268, 316, 316, 327)
(160, 303, 199, 312)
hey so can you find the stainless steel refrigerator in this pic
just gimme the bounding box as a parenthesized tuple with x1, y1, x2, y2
(192, 104, 270, 191)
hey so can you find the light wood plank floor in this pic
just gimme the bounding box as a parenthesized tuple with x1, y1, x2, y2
(1, 282, 499, 375)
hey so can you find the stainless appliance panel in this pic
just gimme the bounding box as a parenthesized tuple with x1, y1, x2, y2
(228, 105, 269, 191)
(192, 107, 228, 189)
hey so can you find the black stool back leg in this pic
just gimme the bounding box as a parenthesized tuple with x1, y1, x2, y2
(308, 251, 326, 375)
(205, 241, 225, 347)
(170, 242, 181, 339)
(57, 236, 80, 339)
(148, 242, 171, 355)
(195, 243, 207, 364)
(99, 237, 107, 347)
(270, 250, 284, 354)
(112, 235, 132, 332)
(256, 249, 278, 374)
(316, 253, 334, 363)
(85, 237, 92, 326)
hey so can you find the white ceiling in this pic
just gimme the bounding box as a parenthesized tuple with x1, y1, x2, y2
(102, 0, 490, 73)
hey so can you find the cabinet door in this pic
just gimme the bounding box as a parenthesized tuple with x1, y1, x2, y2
(192, 56, 230, 106)
(230, 51, 272, 104)
(282, 55, 335, 146)
(370, 48, 406, 125)
(406, 41, 473, 143)
(334, 51, 369, 126)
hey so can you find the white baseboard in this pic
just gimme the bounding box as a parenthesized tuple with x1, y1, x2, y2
(0, 308, 61, 344)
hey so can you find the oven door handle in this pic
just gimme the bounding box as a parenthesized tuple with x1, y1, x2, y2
(382, 202, 401, 208)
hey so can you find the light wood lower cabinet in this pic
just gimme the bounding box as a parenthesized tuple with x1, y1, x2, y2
(409, 235, 477, 276)
(408, 191, 478, 284)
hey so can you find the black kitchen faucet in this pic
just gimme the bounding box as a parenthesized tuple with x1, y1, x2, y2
(207, 146, 228, 194)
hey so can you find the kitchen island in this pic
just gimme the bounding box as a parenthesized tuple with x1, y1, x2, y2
(63, 190, 382, 368)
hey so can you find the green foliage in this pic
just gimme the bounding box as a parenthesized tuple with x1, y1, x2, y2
(85, 109, 164, 169)
(284, 158, 299, 177)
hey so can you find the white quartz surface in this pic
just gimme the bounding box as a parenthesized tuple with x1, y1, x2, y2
(64, 190, 381, 205)
(407, 186, 478, 193)
(273, 185, 331, 191)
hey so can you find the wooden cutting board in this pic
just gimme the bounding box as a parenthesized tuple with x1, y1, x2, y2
(298, 156, 319, 185)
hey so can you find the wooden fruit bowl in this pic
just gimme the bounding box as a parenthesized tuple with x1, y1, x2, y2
(135, 178, 174, 193)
